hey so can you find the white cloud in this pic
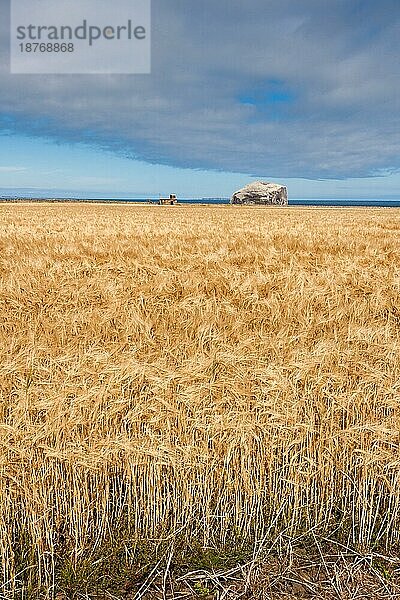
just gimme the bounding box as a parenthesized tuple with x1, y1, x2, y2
(0, 166, 26, 172)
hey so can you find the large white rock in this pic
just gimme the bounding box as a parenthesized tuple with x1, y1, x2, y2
(231, 181, 288, 205)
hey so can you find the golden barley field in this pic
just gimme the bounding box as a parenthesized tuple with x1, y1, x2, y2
(1, 202, 400, 598)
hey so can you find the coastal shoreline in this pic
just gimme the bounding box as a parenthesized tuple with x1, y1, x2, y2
(2, 197, 400, 207)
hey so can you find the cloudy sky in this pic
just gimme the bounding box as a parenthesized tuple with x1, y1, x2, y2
(1, 0, 399, 199)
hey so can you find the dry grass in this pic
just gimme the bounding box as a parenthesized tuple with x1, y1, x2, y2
(1, 203, 400, 598)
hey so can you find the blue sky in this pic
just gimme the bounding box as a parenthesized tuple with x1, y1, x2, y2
(0, 0, 399, 199)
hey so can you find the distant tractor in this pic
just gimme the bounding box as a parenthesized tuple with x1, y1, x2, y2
(158, 194, 178, 205)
